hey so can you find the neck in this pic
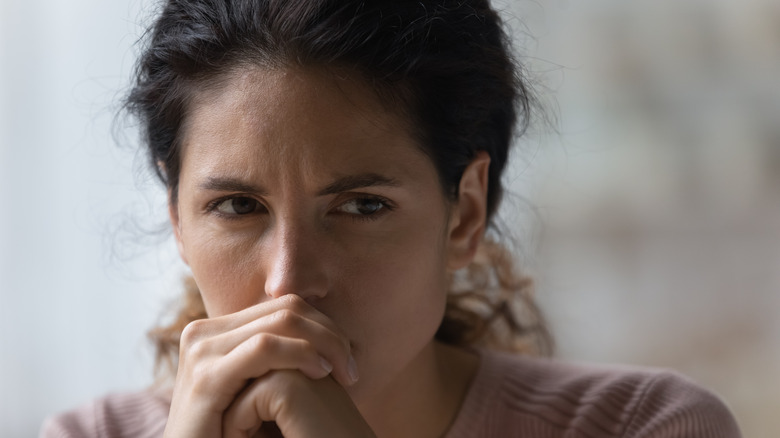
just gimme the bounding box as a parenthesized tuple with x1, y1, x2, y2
(359, 342, 479, 438)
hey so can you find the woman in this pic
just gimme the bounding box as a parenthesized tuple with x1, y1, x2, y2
(42, 0, 741, 437)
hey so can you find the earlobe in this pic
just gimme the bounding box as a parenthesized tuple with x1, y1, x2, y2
(447, 151, 490, 271)
(168, 192, 189, 266)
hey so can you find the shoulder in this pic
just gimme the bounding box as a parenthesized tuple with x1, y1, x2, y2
(447, 350, 741, 438)
(40, 388, 170, 438)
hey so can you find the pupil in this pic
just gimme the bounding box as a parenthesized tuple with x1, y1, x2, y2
(232, 198, 255, 214)
(357, 199, 381, 215)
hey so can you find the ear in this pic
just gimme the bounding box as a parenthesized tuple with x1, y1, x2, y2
(168, 190, 189, 266)
(446, 151, 490, 271)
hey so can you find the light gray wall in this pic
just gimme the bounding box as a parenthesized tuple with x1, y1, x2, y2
(0, 1, 185, 435)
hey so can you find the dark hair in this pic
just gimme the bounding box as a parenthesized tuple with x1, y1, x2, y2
(127, 0, 552, 375)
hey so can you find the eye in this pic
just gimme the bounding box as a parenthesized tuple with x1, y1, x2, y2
(213, 197, 262, 215)
(335, 197, 389, 217)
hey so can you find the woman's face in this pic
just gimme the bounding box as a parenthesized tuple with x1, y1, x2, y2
(170, 67, 474, 402)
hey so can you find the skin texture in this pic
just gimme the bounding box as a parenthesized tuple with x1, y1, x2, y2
(166, 67, 490, 438)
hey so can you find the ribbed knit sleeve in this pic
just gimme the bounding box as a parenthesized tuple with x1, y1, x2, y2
(622, 371, 742, 437)
(39, 389, 169, 438)
(445, 350, 742, 438)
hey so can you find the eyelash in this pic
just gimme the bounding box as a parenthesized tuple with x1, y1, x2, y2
(204, 194, 395, 222)
(335, 195, 395, 222)
(204, 195, 265, 221)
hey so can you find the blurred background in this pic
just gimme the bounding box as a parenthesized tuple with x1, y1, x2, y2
(1, 0, 778, 436)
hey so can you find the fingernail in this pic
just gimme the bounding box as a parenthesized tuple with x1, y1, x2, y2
(320, 356, 333, 374)
(347, 355, 359, 384)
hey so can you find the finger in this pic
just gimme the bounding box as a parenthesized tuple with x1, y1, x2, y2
(222, 371, 310, 438)
(172, 334, 331, 416)
(212, 295, 346, 339)
(224, 371, 374, 438)
(178, 295, 347, 359)
(222, 373, 279, 438)
(215, 333, 334, 383)
(213, 307, 356, 386)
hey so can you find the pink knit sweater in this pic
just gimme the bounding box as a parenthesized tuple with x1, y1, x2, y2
(41, 350, 742, 437)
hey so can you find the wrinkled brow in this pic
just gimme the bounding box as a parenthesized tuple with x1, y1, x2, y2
(197, 173, 400, 196)
(317, 173, 401, 196)
(198, 177, 266, 194)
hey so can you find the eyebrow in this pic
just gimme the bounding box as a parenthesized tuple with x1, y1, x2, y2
(317, 173, 401, 196)
(198, 177, 267, 195)
(197, 173, 401, 196)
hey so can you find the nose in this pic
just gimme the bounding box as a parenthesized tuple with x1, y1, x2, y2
(263, 219, 329, 302)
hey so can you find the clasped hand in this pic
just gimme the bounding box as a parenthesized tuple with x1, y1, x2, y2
(163, 294, 376, 438)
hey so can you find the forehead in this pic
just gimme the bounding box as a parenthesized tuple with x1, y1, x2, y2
(178, 67, 432, 190)
(186, 67, 405, 140)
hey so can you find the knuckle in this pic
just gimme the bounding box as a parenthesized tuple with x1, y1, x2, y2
(179, 322, 214, 361)
(180, 319, 208, 345)
(272, 308, 301, 327)
(247, 332, 277, 354)
(296, 339, 317, 359)
(187, 338, 210, 360)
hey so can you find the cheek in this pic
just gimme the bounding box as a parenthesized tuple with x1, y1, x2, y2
(335, 213, 451, 346)
(183, 227, 265, 316)
(329, 216, 450, 399)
